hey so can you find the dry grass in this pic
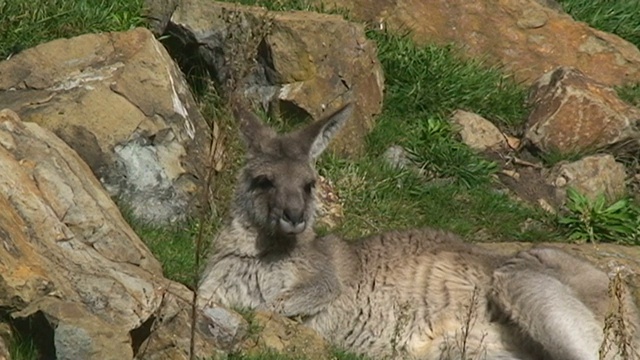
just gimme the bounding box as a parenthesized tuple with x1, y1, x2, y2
(600, 271, 640, 360)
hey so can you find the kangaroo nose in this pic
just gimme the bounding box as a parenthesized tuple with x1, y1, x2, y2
(283, 208, 303, 225)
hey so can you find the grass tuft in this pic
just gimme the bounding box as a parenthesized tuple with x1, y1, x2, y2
(405, 116, 499, 187)
(538, 148, 592, 167)
(126, 215, 218, 288)
(558, 0, 640, 49)
(8, 334, 38, 360)
(617, 82, 640, 107)
(369, 31, 529, 132)
(557, 188, 640, 245)
(319, 154, 552, 242)
(0, 0, 144, 59)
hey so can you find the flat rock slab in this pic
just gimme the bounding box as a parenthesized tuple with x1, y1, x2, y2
(0, 27, 212, 224)
(479, 242, 640, 303)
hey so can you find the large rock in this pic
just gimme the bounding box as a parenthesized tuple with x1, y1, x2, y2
(546, 154, 627, 203)
(314, 0, 640, 86)
(137, 284, 238, 360)
(525, 67, 640, 155)
(144, 0, 180, 36)
(158, 0, 384, 156)
(0, 109, 217, 359)
(450, 110, 508, 152)
(0, 27, 212, 224)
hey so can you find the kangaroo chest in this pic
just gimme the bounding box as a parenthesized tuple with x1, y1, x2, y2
(207, 252, 298, 309)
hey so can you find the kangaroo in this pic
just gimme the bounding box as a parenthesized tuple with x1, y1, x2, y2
(198, 99, 640, 360)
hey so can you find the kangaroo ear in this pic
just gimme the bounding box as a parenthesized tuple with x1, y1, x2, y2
(231, 96, 275, 153)
(296, 103, 354, 159)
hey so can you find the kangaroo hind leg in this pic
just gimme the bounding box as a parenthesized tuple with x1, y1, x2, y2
(515, 247, 640, 357)
(492, 248, 605, 360)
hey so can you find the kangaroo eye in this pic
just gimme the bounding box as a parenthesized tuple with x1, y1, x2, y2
(304, 180, 316, 194)
(251, 175, 274, 190)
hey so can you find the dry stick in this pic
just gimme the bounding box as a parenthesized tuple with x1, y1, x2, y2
(189, 115, 224, 360)
(187, 10, 273, 357)
(599, 271, 639, 360)
(460, 286, 479, 360)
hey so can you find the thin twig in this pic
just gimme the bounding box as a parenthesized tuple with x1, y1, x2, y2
(189, 113, 221, 360)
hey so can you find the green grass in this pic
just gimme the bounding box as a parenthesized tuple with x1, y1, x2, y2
(617, 82, 640, 107)
(0, 0, 144, 59)
(538, 148, 593, 167)
(119, 197, 220, 289)
(2, 313, 54, 360)
(370, 31, 528, 132)
(558, 0, 640, 49)
(558, 188, 640, 244)
(319, 154, 553, 242)
(127, 218, 215, 288)
(8, 334, 38, 360)
(406, 116, 500, 187)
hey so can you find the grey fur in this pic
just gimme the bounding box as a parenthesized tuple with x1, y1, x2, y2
(199, 101, 640, 360)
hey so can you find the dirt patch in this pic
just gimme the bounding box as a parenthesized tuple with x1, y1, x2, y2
(485, 150, 560, 212)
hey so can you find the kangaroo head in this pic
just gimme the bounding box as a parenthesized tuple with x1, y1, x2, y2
(232, 100, 353, 236)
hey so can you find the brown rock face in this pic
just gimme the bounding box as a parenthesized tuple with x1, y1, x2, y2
(0, 27, 212, 224)
(525, 67, 640, 154)
(0, 109, 217, 359)
(315, 0, 640, 86)
(163, 0, 384, 156)
(240, 311, 331, 360)
(546, 154, 627, 203)
(450, 110, 508, 151)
